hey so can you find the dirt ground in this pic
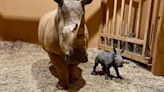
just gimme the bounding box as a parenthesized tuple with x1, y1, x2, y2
(0, 41, 164, 92)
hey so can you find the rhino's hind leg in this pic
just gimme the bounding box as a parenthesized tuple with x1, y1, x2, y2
(104, 65, 112, 80)
(48, 52, 70, 90)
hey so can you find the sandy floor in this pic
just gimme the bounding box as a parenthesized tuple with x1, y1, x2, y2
(0, 41, 164, 92)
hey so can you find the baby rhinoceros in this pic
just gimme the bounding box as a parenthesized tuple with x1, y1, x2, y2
(91, 48, 126, 80)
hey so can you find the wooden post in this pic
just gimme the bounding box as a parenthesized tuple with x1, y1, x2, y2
(104, 0, 108, 34)
(125, 0, 133, 50)
(142, 0, 152, 55)
(151, 0, 164, 75)
(117, 0, 125, 49)
(149, 0, 160, 57)
(134, 0, 142, 52)
(135, 0, 142, 39)
(127, 0, 133, 36)
(110, 0, 118, 47)
(120, 0, 125, 36)
(104, 0, 109, 46)
(99, 0, 106, 45)
(113, 0, 118, 35)
(99, 0, 106, 33)
(106, 0, 110, 34)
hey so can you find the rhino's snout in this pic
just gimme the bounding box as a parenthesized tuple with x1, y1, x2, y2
(65, 49, 74, 59)
(65, 49, 88, 64)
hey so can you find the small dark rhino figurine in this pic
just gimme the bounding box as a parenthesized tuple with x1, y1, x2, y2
(91, 48, 125, 80)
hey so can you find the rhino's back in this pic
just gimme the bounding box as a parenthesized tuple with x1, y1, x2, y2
(38, 10, 62, 55)
(96, 51, 113, 64)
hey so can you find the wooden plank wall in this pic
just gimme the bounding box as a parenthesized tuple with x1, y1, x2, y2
(99, 0, 153, 64)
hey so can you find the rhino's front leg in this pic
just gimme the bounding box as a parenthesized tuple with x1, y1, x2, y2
(48, 52, 70, 90)
(113, 65, 123, 79)
(68, 64, 85, 92)
(91, 58, 99, 75)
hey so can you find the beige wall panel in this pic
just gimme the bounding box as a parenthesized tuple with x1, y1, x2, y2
(0, 0, 101, 48)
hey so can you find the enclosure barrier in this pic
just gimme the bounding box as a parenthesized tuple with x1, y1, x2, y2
(99, 0, 153, 66)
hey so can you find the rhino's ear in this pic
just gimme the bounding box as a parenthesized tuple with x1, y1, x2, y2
(54, 0, 63, 6)
(113, 48, 117, 54)
(81, 0, 92, 5)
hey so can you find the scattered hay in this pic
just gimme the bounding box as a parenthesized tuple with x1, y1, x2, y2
(0, 41, 164, 92)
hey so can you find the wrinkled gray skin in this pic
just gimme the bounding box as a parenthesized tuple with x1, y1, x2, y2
(91, 48, 124, 80)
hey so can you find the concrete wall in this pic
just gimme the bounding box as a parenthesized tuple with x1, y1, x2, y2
(0, 0, 101, 48)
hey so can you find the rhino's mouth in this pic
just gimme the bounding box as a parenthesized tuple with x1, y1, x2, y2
(64, 51, 88, 64)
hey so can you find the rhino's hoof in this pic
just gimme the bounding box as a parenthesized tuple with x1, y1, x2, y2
(91, 71, 97, 75)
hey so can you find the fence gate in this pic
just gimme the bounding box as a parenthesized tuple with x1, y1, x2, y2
(99, 0, 153, 65)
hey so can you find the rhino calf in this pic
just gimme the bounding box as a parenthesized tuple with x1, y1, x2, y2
(91, 48, 125, 80)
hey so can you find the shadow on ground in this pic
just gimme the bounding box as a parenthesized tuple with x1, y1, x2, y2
(31, 58, 86, 92)
(31, 59, 59, 92)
